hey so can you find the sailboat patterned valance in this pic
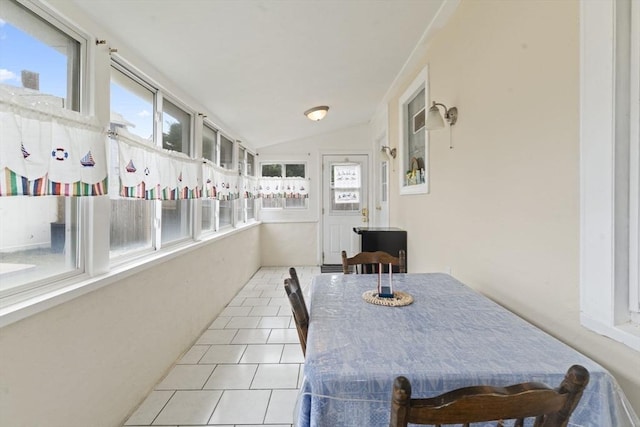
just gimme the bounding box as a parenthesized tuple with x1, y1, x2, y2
(243, 176, 259, 199)
(202, 161, 240, 201)
(0, 86, 108, 197)
(258, 177, 308, 199)
(115, 128, 202, 200)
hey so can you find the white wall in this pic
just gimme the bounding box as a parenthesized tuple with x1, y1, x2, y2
(386, 0, 639, 411)
(258, 124, 371, 265)
(0, 226, 260, 427)
(260, 222, 317, 266)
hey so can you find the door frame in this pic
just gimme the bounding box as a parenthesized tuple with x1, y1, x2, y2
(318, 150, 371, 265)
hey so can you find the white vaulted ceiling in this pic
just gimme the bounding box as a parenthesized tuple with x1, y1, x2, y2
(68, 0, 450, 148)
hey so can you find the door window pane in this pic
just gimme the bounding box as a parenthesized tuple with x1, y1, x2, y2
(381, 161, 388, 203)
(330, 162, 360, 212)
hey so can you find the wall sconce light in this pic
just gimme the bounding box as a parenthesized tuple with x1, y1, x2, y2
(425, 101, 458, 130)
(381, 145, 397, 159)
(304, 106, 329, 121)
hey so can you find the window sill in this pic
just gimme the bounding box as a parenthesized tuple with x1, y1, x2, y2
(400, 183, 429, 195)
(0, 221, 260, 328)
(580, 314, 640, 352)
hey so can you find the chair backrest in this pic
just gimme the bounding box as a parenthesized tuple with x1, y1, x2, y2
(389, 364, 589, 427)
(284, 268, 309, 356)
(341, 250, 406, 274)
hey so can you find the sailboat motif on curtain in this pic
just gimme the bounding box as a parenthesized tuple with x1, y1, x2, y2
(117, 137, 203, 201)
(0, 102, 107, 197)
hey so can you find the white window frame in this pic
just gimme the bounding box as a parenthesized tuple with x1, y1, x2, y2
(629, 0, 640, 321)
(259, 162, 308, 210)
(0, 0, 90, 297)
(398, 65, 429, 195)
(580, 0, 640, 351)
(158, 95, 195, 246)
(108, 60, 159, 263)
(199, 122, 219, 235)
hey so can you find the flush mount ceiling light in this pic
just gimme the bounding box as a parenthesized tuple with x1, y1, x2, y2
(425, 101, 458, 130)
(304, 106, 329, 121)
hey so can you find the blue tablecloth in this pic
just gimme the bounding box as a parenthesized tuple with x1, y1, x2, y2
(296, 273, 639, 427)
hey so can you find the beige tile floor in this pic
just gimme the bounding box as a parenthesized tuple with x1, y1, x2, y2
(123, 266, 319, 427)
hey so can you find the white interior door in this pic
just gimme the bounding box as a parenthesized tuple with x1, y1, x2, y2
(322, 154, 368, 264)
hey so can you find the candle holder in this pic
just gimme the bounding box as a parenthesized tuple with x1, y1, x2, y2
(377, 263, 394, 298)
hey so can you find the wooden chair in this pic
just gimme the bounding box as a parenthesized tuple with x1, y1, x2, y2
(342, 250, 406, 274)
(389, 364, 589, 427)
(283, 267, 309, 356)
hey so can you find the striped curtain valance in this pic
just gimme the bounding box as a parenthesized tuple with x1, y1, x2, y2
(114, 128, 202, 200)
(202, 161, 240, 201)
(258, 177, 308, 199)
(0, 86, 108, 197)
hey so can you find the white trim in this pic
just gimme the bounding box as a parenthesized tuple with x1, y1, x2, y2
(580, 0, 639, 352)
(629, 0, 640, 314)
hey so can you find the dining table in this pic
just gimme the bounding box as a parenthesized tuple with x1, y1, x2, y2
(295, 273, 639, 427)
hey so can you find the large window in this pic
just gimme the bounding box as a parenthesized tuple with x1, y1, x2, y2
(0, 0, 83, 293)
(109, 65, 156, 259)
(0, 0, 253, 315)
(260, 162, 307, 209)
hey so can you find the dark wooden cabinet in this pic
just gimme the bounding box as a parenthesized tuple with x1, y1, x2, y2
(353, 227, 407, 272)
